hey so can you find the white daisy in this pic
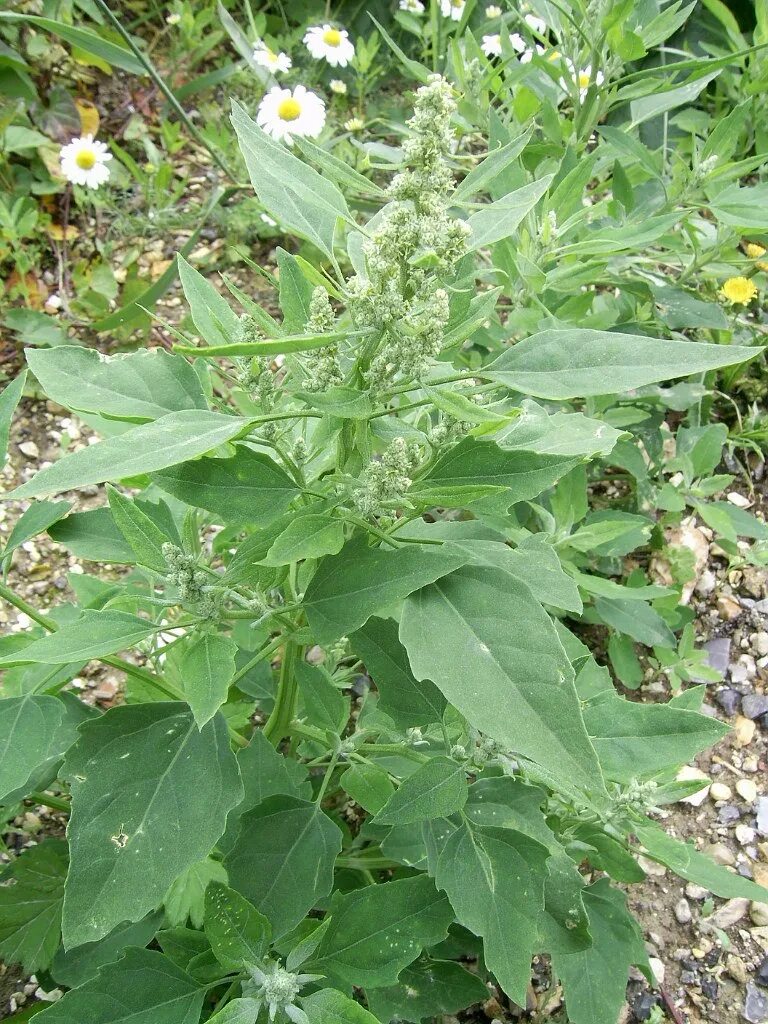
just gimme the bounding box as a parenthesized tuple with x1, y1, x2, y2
(440, 0, 466, 20)
(330, 79, 347, 94)
(482, 34, 502, 57)
(253, 44, 292, 73)
(486, 4, 502, 16)
(256, 85, 326, 145)
(524, 12, 546, 33)
(344, 117, 364, 132)
(400, 0, 426, 10)
(562, 61, 605, 99)
(59, 134, 112, 189)
(304, 25, 355, 67)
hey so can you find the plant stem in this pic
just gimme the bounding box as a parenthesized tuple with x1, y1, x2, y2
(263, 639, 300, 745)
(27, 791, 70, 812)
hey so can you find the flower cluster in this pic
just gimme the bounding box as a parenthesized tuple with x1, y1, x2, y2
(348, 75, 470, 392)
(241, 962, 321, 1024)
(162, 543, 217, 618)
(353, 437, 420, 520)
(234, 314, 277, 434)
(301, 287, 343, 393)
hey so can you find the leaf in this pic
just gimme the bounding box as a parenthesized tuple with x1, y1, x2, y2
(0, 14, 146, 75)
(0, 694, 79, 803)
(400, 566, 607, 808)
(0, 840, 68, 973)
(51, 912, 164, 989)
(179, 632, 238, 728)
(299, 387, 375, 420)
(231, 100, 351, 259)
(453, 129, 532, 201)
(366, 958, 488, 1023)
(107, 486, 169, 572)
(178, 255, 240, 347)
(552, 879, 648, 1024)
(152, 446, 299, 525)
(310, 875, 454, 988)
(61, 703, 243, 947)
(349, 617, 447, 730)
(467, 177, 553, 249)
(262, 515, 345, 566)
(593, 596, 676, 648)
(163, 857, 228, 929)
(296, 662, 348, 735)
(634, 823, 768, 902)
(204, 882, 271, 971)
(34, 948, 206, 1024)
(303, 989, 382, 1024)
(496, 400, 622, 458)
(276, 248, 313, 334)
(0, 370, 26, 464)
(483, 329, 756, 399)
(1, 499, 70, 568)
(224, 795, 341, 938)
(341, 764, 395, 815)
(629, 70, 720, 125)
(415, 437, 578, 507)
(0, 611, 158, 667)
(47, 507, 135, 564)
(708, 181, 768, 230)
(375, 757, 466, 825)
(433, 819, 549, 1003)
(304, 536, 467, 645)
(5, 411, 251, 501)
(25, 347, 207, 423)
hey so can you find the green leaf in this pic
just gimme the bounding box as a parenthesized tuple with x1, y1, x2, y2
(231, 100, 351, 259)
(296, 662, 349, 735)
(179, 632, 238, 728)
(163, 857, 228, 929)
(34, 949, 205, 1024)
(0, 694, 79, 803)
(61, 703, 243, 947)
(433, 819, 549, 1003)
(496, 400, 623, 458)
(349, 617, 447, 730)
(224, 795, 341, 938)
(400, 566, 607, 807)
(276, 248, 313, 334)
(302, 989, 382, 1024)
(262, 515, 345, 566)
(1, 499, 70, 568)
(0, 370, 26, 464)
(310, 874, 454, 988)
(696, 500, 768, 541)
(453, 129, 532, 201)
(25, 347, 207, 423)
(297, 137, 387, 196)
(47, 508, 135, 564)
(467, 177, 553, 249)
(584, 694, 727, 783)
(51, 912, 164, 989)
(341, 764, 395, 815)
(0, 611, 158, 667)
(708, 181, 768, 230)
(366, 958, 488, 1023)
(152, 446, 299, 525)
(204, 882, 271, 971)
(4, 411, 251, 500)
(298, 388, 374, 420)
(0, 840, 67, 973)
(375, 757, 466, 825)
(304, 536, 467, 645)
(0, 14, 146, 75)
(593, 596, 676, 648)
(634, 823, 768, 902)
(178, 256, 240, 347)
(483, 329, 756, 399)
(553, 879, 648, 1024)
(107, 486, 169, 572)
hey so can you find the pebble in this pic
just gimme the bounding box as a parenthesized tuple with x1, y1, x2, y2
(715, 688, 741, 716)
(736, 824, 757, 845)
(710, 782, 733, 802)
(755, 632, 768, 657)
(700, 976, 718, 1000)
(726, 953, 748, 984)
(704, 636, 731, 673)
(648, 957, 665, 986)
(758, 797, 768, 837)
(674, 897, 692, 924)
(18, 440, 39, 458)
(757, 956, 768, 987)
(678, 765, 710, 806)
(737, 778, 759, 803)
(745, 981, 768, 1024)
(718, 594, 742, 621)
(686, 883, 709, 900)
(696, 570, 717, 597)
(752, 902, 768, 927)
(703, 897, 749, 931)
(735, 715, 757, 747)
(743, 695, 768, 720)
(707, 842, 736, 866)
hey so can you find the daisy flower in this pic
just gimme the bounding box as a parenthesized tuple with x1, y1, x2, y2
(562, 61, 604, 99)
(524, 12, 546, 33)
(253, 44, 292, 73)
(400, 0, 426, 10)
(486, 5, 502, 16)
(720, 276, 758, 304)
(256, 85, 326, 145)
(482, 34, 502, 57)
(440, 0, 466, 20)
(344, 116, 364, 132)
(59, 134, 112, 189)
(330, 79, 347, 94)
(304, 25, 355, 67)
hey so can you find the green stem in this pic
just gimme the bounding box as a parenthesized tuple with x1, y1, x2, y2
(27, 791, 70, 812)
(263, 640, 300, 745)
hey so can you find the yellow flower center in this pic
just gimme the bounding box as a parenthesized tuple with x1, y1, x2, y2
(578, 72, 591, 89)
(75, 148, 97, 170)
(277, 97, 302, 121)
(547, 50, 560, 62)
(746, 242, 766, 259)
(323, 29, 342, 46)
(721, 276, 757, 304)
(452, 0, 463, 6)
(265, 49, 277, 63)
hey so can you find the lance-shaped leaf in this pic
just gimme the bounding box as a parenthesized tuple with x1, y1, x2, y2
(204, 882, 271, 971)
(0, 370, 26, 463)
(62, 703, 243, 948)
(107, 486, 169, 572)
(483, 329, 756, 400)
(309, 874, 454, 988)
(366, 959, 488, 1023)
(304, 537, 467, 645)
(152, 446, 299, 525)
(433, 819, 550, 1004)
(375, 757, 467, 825)
(34, 948, 206, 1024)
(349, 616, 447, 730)
(467, 177, 553, 249)
(0, 839, 68, 973)
(400, 566, 607, 807)
(0, 610, 159, 667)
(4, 411, 251, 500)
(1, 499, 71, 568)
(25, 346, 207, 422)
(552, 879, 649, 1024)
(231, 100, 351, 259)
(224, 795, 341, 939)
(179, 632, 238, 728)
(178, 255, 240, 348)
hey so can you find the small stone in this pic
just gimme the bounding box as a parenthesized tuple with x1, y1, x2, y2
(718, 594, 742, 621)
(703, 897, 749, 931)
(637, 855, 667, 877)
(752, 902, 768, 927)
(704, 637, 731, 674)
(648, 957, 665, 986)
(686, 883, 709, 900)
(710, 782, 733, 802)
(745, 981, 768, 1024)
(715, 688, 741, 716)
(758, 797, 768, 837)
(735, 715, 757, 747)
(726, 953, 748, 984)
(18, 440, 39, 458)
(700, 976, 718, 1000)
(757, 956, 768, 987)
(728, 491, 752, 508)
(674, 898, 692, 924)
(707, 842, 736, 866)
(755, 632, 768, 658)
(743, 695, 768, 720)
(736, 824, 757, 845)
(678, 765, 710, 806)
(718, 804, 741, 825)
(737, 778, 759, 803)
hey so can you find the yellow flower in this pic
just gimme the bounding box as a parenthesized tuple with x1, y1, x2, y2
(720, 276, 758, 304)
(745, 242, 766, 259)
